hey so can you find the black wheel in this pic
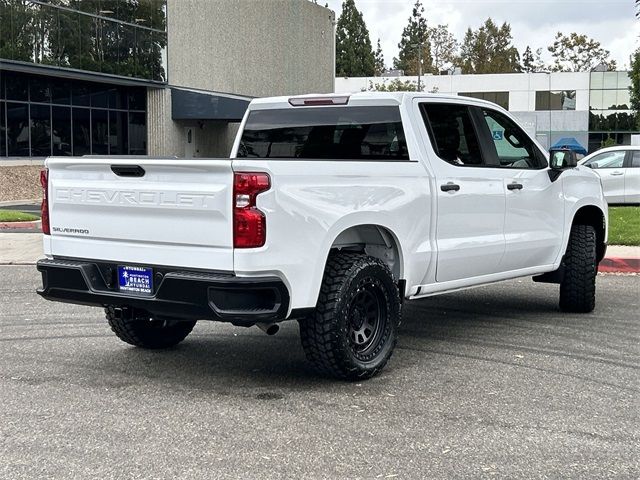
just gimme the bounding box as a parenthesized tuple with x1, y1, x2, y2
(299, 253, 401, 380)
(105, 306, 196, 349)
(559, 224, 597, 313)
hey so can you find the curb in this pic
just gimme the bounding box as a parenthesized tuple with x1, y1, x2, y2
(599, 257, 640, 274)
(0, 199, 40, 207)
(0, 220, 41, 230)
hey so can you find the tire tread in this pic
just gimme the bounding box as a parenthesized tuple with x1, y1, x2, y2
(299, 253, 400, 380)
(106, 306, 195, 349)
(559, 224, 597, 313)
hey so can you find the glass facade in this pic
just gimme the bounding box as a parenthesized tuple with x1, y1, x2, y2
(0, 71, 147, 157)
(589, 71, 635, 152)
(535, 90, 576, 111)
(0, 0, 167, 82)
(459, 91, 509, 110)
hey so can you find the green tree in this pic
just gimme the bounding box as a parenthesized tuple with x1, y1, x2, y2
(393, 1, 434, 76)
(630, 48, 640, 129)
(374, 38, 385, 76)
(521, 45, 547, 73)
(548, 32, 616, 72)
(521, 46, 535, 72)
(429, 24, 458, 74)
(458, 18, 520, 74)
(335, 0, 375, 77)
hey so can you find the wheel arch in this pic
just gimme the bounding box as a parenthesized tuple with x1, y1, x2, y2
(328, 223, 405, 283)
(571, 205, 607, 262)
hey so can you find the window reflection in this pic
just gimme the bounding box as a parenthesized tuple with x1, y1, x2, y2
(0, 71, 147, 157)
(52, 106, 72, 156)
(72, 107, 91, 156)
(0, 0, 167, 82)
(535, 91, 576, 111)
(6, 103, 29, 156)
(128, 112, 146, 155)
(91, 109, 109, 154)
(458, 92, 510, 110)
(588, 71, 636, 151)
(30, 104, 51, 156)
(0, 102, 6, 156)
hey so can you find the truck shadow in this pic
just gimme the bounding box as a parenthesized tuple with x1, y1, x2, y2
(68, 280, 611, 393)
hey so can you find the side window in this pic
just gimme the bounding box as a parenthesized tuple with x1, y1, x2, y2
(421, 103, 484, 166)
(584, 151, 626, 169)
(631, 151, 640, 168)
(481, 108, 545, 169)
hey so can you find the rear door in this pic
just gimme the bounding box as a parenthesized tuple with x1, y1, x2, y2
(475, 107, 565, 270)
(418, 101, 506, 283)
(583, 150, 627, 203)
(625, 151, 640, 204)
(46, 157, 234, 270)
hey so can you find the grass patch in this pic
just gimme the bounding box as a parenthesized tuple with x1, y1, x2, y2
(608, 206, 640, 246)
(0, 209, 40, 223)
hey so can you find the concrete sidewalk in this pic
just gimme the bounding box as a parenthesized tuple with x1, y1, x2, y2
(0, 233, 43, 264)
(1, 233, 639, 272)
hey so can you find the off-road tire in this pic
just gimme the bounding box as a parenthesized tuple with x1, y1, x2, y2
(106, 306, 196, 349)
(559, 224, 597, 313)
(299, 253, 401, 380)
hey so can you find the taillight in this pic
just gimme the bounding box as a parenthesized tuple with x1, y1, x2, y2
(233, 172, 270, 248)
(40, 169, 50, 235)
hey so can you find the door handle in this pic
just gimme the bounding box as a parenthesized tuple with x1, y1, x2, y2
(610, 171, 624, 176)
(111, 165, 146, 177)
(507, 183, 523, 190)
(440, 183, 460, 192)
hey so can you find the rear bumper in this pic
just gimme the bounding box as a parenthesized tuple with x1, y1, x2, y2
(36, 258, 292, 326)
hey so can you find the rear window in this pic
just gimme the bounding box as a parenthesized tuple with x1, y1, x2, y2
(237, 106, 409, 160)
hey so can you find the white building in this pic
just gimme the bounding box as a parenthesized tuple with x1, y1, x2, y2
(335, 71, 636, 153)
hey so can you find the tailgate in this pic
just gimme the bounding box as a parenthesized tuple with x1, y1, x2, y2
(45, 157, 234, 271)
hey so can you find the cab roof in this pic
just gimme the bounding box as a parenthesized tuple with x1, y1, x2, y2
(248, 91, 503, 111)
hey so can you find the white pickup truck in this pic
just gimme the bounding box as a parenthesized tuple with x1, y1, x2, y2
(37, 92, 608, 380)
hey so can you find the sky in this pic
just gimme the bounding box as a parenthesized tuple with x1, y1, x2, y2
(323, 0, 640, 70)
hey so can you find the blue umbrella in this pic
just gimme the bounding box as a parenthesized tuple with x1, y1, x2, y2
(551, 137, 588, 156)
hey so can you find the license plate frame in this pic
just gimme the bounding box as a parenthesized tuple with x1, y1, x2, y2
(117, 265, 154, 296)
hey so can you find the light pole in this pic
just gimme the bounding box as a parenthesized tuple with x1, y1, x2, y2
(411, 42, 427, 92)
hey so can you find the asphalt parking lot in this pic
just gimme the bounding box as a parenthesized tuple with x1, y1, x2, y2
(1, 266, 638, 479)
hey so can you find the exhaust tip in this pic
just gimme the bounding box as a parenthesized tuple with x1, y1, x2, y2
(256, 322, 279, 336)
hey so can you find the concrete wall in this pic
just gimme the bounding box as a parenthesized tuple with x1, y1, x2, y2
(167, 0, 335, 97)
(149, 0, 335, 158)
(147, 88, 183, 157)
(186, 122, 240, 158)
(147, 88, 243, 157)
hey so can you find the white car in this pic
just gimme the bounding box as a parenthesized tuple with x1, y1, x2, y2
(579, 146, 640, 205)
(36, 92, 608, 380)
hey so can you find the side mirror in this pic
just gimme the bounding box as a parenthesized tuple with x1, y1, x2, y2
(549, 148, 578, 170)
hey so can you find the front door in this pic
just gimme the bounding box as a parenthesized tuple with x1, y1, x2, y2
(476, 107, 565, 270)
(418, 101, 506, 283)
